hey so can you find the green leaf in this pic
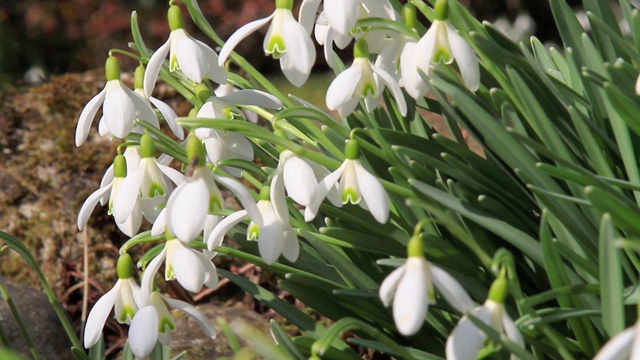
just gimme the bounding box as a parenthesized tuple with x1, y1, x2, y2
(269, 321, 306, 360)
(599, 214, 625, 337)
(585, 186, 640, 235)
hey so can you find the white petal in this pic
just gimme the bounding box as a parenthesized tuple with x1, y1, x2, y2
(219, 89, 283, 109)
(103, 82, 137, 139)
(131, 91, 159, 130)
(372, 64, 407, 116)
(636, 74, 640, 96)
(401, 41, 428, 99)
(144, 39, 171, 97)
(257, 205, 285, 265)
(379, 265, 406, 307)
(214, 174, 263, 227)
(76, 88, 107, 146)
(283, 156, 317, 206)
(354, 161, 389, 223)
(448, 29, 480, 92)
(595, 327, 636, 360)
(151, 208, 167, 236)
(115, 201, 143, 237)
(129, 306, 159, 359)
(281, 227, 300, 263)
(219, 15, 274, 66)
(280, 13, 316, 87)
(322, 27, 336, 68)
(167, 177, 209, 243)
(430, 264, 475, 313)
(84, 284, 119, 348)
(414, 25, 438, 72)
(325, 0, 358, 35)
(304, 163, 346, 221)
(171, 244, 206, 292)
(140, 247, 167, 305)
(78, 184, 112, 230)
(150, 96, 183, 140)
(163, 296, 217, 339)
(206, 210, 247, 250)
(503, 312, 525, 360)
(446, 311, 487, 360)
(270, 172, 290, 224)
(113, 166, 144, 224)
(326, 66, 361, 112)
(393, 258, 429, 335)
(158, 163, 185, 186)
(298, 0, 321, 34)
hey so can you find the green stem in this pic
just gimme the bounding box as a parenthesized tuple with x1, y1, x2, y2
(0, 279, 41, 360)
(0, 232, 83, 350)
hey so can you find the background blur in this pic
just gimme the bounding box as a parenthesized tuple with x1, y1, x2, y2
(0, 0, 582, 88)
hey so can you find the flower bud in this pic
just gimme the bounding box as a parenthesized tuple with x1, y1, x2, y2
(105, 56, 121, 81)
(168, 5, 185, 31)
(345, 138, 360, 160)
(116, 253, 135, 279)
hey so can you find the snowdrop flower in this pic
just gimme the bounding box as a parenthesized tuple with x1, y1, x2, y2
(446, 276, 524, 360)
(594, 304, 640, 360)
(218, 0, 316, 87)
(379, 233, 474, 336)
(165, 135, 263, 243)
(299, 0, 395, 37)
(133, 64, 184, 140)
(270, 150, 340, 218)
(144, 5, 226, 97)
(76, 55, 158, 146)
(401, 0, 479, 99)
(192, 84, 282, 176)
(113, 134, 184, 225)
(207, 186, 299, 265)
(313, 11, 354, 68)
(84, 253, 141, 348)
(305, 139, 390, 223)
(78, 153, 143, 237)
(141, 237, 218, 293)
(326, 38, 407, 118)
(128, 291, 216, 359)
(375, 4, 420, 82)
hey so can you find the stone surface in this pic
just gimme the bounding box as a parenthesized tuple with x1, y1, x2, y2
(0, 277, 73, 360)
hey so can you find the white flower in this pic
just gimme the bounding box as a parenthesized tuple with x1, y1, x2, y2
(313, 11, 354, 68)
(113, 136, 184, 224)
(77, 152, 143, 237)
(326, 39, 407, 118)
(207, 198, 299, 265)
(218, 1, 315, 87)
(144, 5, 226, 97)
(446, 299, 524, 360)
(84, 254, 141, 348)
(76, 56, 158, 146)
(594, 322, 640, 360)
(402, 19, 479, 99)
(379, 257, 474, 336)
(141, 239, 219, 294)
(270, 150, 339, 218)
(128, 292, 216, 359)
(305, 141, 390, 223)
(194, 87, 282, 176)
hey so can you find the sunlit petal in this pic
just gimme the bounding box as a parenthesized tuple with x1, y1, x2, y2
(325, 0, 358, 35)
(354, 160, 389, 223)
(76, 88, 107, 146)
(594, 327, 635, 360)
(129, 306, 159, 359)
(430, 264, 475, 313)
(167, 177, 209, 243)
(144, 40, 171, 97)
(78, 184, 112, 230)
(379, 264, 405, 308)
(448, 28, 479, 92)
(219, 15, 274, 66)
(393, 258, 428, 335)
(84, 284, 119, 348)
(207, 210, 247, 250)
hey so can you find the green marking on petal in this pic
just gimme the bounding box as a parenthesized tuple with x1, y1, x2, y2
(170, 55, 179, 72)
(148, 182, 166, 198)
(118, 306, 136, 323)
(432, 46, 452, 64)
(159, 317, 176, 333)
(247, 223, 260, 240)
(342, 188, 359, 204)
(360, 81, 377, 97)
(265, 36, 286, 59)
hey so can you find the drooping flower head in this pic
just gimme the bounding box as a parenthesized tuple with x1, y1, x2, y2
(401, 0, 479, 99)
(76, 55, 158, 146)
(305, 138, 390, 223)
(379, 229, 474, 336)
(218, 0, 316, 87)
(144, 5, 226, 97)
(84, 253, 141, 348)
(446, 274, 524, 360)
(326, 38, 407, 118)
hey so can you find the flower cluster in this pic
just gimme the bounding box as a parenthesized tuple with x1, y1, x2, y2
(74, 0, 493, 358)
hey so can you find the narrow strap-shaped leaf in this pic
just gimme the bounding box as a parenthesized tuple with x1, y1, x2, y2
(599, 214, 625, 337)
